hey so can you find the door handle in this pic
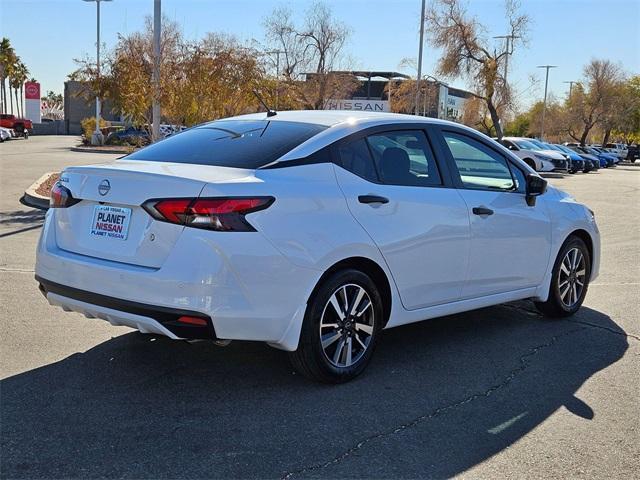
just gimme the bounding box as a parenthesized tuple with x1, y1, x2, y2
(358, 195, 389, 204)
(472, 206, 494, 216)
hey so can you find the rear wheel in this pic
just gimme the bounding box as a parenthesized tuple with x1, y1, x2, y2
(289, 269, 383, 383)
(535, 236, 591, 317)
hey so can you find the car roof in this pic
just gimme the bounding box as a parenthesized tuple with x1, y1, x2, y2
(222, 109, 450, 127)
(221, 110, 485, 164)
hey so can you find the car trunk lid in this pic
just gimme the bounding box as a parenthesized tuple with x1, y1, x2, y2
(53, 160, 253, 268)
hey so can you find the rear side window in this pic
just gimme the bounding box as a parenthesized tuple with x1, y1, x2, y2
(126, 120, 327, 169)
(337, 138, 378, 182)
(366, 130, 442, 186)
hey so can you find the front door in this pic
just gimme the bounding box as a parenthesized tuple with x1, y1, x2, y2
(436, 128, 552, 298)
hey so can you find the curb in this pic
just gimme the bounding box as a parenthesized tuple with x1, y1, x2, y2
(22, 171, 56, 210)
(70, 146, 131, 154)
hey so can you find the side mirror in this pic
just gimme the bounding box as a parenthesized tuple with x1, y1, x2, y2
(525, 173, 547, 206)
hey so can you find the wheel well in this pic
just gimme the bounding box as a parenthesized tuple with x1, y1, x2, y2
(311, 257, 392, 327)
(569, 229, 594, 270)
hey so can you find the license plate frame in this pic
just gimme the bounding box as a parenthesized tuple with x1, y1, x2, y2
(90, 205, 132, 240)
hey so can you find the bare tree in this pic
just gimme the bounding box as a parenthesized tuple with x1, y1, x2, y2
(564, 59, 623, 145)
(263, 1, 359, 109)
(425, 0, 529, 139)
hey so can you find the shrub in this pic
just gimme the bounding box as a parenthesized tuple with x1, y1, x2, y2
(80, 117, 109, 144)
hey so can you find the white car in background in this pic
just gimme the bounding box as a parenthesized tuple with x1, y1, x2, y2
(0, 126, 13, 142)
(520, 138, 571, 172)
(35, 111, 600, 383)
(498, 137, 556, 172)
(603, 143, 628, 160)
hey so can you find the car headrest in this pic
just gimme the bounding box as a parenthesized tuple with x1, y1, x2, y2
(380, 147, 411, 183)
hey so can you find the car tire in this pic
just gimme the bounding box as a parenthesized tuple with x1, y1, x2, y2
(289, 269, 383, 383)
(535, 236, 591, 318)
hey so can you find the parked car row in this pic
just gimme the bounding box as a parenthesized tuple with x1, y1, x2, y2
(105, 124, 185, 146)
(0, 126, 14, 142)
(0, 113, 32, 139)
(0, 124, 31, 142)
(495, 136, 631, 174)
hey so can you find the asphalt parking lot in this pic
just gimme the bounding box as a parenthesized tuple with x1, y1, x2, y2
(1, 136, 639, 479)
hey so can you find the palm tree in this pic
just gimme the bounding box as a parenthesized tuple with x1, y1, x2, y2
(7, 57, 25, 116)
(12, 61, 29, 117)
(0, 37, 17, 114)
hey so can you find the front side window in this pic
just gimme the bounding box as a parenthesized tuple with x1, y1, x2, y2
(365, 130, 442, 187)
(443, 132, 515, 191)
(126, 120, 327, 169)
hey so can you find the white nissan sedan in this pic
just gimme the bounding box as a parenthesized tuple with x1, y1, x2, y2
(36, 111, 600, 383)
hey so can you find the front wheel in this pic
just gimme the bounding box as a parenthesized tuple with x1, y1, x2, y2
(289, 269, 383, 383)
(535, 236, 591, 317)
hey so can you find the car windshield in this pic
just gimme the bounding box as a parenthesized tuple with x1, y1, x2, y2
(554, 145, 572, 154)
(543, 143, 562, 151)
(126, 120, 327, 168)
(513, 139, 539, 150)
(527, 139, 549, 150)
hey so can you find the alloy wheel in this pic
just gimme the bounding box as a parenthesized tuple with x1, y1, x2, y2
(558, 247, 587, 308)
(319, 283, 375, 368)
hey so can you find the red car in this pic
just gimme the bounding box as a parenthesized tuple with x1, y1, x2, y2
(0, 114, 32, 138)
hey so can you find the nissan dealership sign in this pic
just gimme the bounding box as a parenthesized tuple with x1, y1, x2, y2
(325, 99, 389, 112)
(24, 81, 42, 123)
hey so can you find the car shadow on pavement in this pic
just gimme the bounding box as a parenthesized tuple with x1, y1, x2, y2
(0, 302, 628, 479)
(0, 209, 45, 227)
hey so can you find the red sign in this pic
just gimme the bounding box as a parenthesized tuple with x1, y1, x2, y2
(25, 82, 40, 100)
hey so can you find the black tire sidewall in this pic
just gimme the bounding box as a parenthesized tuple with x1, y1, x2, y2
(302, 269, 383, 382)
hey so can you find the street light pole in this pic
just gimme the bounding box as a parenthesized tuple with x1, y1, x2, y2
(151, 0, 161, 142)
(537, 65, 557, 140)
(563, 80, 577, 98)
(420, 74, 447, 117)
(265, 50, 284, 109)
(83, 0, 112, 145)
(493, 34, 520, 87)
(414, 0, 426, 115)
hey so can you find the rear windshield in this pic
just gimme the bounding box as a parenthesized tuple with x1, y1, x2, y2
(126, 120, 327, 169)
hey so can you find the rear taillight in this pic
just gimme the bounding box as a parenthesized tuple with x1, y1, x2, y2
(50, 183, 81, 208)
(142, 197, 274, 232)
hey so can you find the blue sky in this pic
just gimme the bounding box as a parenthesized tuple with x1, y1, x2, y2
(1, 0, 639, 108)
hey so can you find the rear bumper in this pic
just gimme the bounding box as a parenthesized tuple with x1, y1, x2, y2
(35, 210, 321, 350)
(37, 276, 216, 340)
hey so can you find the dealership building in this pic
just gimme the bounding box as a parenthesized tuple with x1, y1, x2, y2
(318, 70, 472, 122)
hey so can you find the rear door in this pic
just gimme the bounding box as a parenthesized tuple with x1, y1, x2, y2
(431, 127, 551, 298)
(333, 125, 471, 310)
